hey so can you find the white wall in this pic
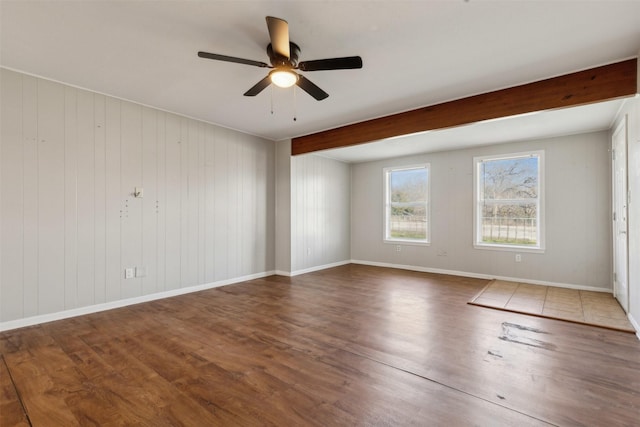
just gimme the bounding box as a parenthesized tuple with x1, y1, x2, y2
(290, 153, 351, 274)
(0, 68, 275, 324)
(351, 132, 612, 290)
(614, 95, 640, 332)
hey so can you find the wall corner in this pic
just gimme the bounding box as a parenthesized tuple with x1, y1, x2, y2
(275, 140, 292, 273)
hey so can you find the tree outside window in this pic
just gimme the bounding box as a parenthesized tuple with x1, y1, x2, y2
(474, 152, 544, 251)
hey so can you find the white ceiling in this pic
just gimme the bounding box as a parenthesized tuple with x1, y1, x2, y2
(1, 1, 639, 160)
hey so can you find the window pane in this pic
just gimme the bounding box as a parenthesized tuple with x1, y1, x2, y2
(387, 167, 428, 241)
(480, 157, 538, 200)
(480, 202, 537, 245)
(389, 208, 427, 239)
(390, 168, 427, 203)
(477, 154, 541, 248)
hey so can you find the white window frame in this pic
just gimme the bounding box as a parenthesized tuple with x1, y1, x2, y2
(473, 151, 545, 253)
(383, 164, 431, 246)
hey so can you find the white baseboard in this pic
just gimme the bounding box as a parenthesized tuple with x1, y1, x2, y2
(274, 270, 292, 277)
(628, 313, 640, 341)
(350, 259, 612, 293)
(285, 259, 351, 277)
(0, 270, 275, 332)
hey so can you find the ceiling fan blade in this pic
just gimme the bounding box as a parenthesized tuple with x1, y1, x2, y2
(244, 76, 272, 97)
(296, 75, 329, 101)
(266, 16, 290, 58)
(198, 51, 269, 68)
(298, 56, 363, 72)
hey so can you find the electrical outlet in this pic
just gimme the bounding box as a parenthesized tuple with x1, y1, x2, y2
(515, 254, 522, 262)
(396, 245, 401, 252)
(124, 268, 134, 279)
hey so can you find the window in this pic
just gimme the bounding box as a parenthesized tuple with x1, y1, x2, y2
(474, 151, 544, 252)
(384, 164, 430, 244)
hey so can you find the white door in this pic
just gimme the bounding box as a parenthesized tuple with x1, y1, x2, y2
(612, 118, 629, 313)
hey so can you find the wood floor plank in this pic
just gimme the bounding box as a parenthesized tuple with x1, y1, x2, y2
(1, 264, 639, 426)
(0, 355, 30, 427)
(4, 352, 80, 426)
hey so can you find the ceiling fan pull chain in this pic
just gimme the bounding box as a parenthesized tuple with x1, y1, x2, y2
(270, 85, 274, 115)
(293, 86, 297, 122)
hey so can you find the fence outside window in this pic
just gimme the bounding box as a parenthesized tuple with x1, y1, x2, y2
(389, 215, 427, 239)
(480, 216, 537, 245)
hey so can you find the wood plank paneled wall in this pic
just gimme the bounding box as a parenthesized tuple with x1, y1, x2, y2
(290, 154, 351, 273)
(0, 69, 275, 323)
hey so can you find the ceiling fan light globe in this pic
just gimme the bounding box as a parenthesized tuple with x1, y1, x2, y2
(270, 69, 298, 88)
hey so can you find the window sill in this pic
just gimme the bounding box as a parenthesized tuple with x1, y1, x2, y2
(473, 243, 545, 254)
(384, 239, 431, 247)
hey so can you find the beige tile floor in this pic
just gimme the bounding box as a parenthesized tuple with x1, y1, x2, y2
(470, 280, 635, 332)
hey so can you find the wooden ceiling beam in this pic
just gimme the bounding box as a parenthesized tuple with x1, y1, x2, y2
(291, 58, 638, 155)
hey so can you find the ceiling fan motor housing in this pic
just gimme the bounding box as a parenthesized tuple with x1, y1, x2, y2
(267, 42, 301, 67)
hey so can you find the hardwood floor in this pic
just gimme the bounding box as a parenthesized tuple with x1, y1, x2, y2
(1, 264, 639, 426)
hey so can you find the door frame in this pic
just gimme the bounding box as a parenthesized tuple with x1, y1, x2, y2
(612, 115, 629, 312)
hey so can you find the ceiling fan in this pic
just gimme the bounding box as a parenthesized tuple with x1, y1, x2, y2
(197, 16, 363, 101)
